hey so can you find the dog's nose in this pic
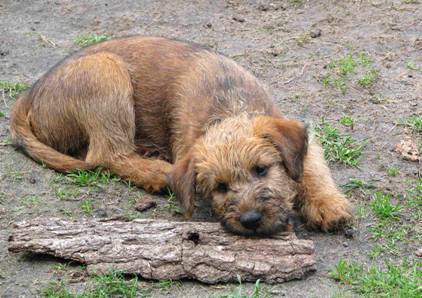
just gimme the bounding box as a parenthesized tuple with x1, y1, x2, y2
(240, 211, 262, 230)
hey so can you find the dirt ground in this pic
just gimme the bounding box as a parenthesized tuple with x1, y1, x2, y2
(0, 0, 421, 297)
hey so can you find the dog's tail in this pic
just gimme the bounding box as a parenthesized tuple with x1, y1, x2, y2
(10, 93, 92, 172)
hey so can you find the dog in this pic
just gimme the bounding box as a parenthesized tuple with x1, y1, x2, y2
(10, 36, 352, 235)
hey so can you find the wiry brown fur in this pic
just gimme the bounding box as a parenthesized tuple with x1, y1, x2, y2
(10, 36, 352, 235)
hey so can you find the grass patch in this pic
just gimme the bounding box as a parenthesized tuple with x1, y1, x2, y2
(155, 279, 182, 292)
(65, 169, 120, 187)
(386, 167, 399, 177)
(43, 281, 72, 298)
(43, 271, 142, 298)
(370, 192, 402, 220)
(315, 119, 364, 167)
(357, 69, 379, 88)
(165, 190, 183, 215)
(0, 111, 5, 118)
(22, 195, 41, 207)
(218, 279, 269, 298)
(339, 116, 354, 128)
(74, 33, 111, 47)
(405, 177, 422, 221)
(342, 178, 375, 193)
(329, 259, 421, 297)
(406, 61, 421, 72)
(0, 81, 29, 98)
(80, 200, 94, 216)
(321, 52, 379, 94)
(399, 116, 422, 134)
(54, 186, 80, 201)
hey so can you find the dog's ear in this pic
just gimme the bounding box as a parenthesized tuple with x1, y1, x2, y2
(169, 152, 196, 219)
(253, 116, 308, 181)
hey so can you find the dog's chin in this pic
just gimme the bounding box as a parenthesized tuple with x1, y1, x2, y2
(220, 217, 290, 237)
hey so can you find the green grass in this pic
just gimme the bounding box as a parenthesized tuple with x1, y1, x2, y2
(406, 177, 422, 221)
(386, 167, 399, 177)
(370, 192, 402, 220)
(342, 178, 375, 193)
(218, 279, 269, 298)
(80, 200, 94, 216)
(339, 116, 354, 128)
(399, 116, 422, 134)
(156, 279, 181, 292)
(43, 271, 142, 298)
(22, 195, 41, 207)
(74, 33, 110, 47)
(368, 243, 385, 259)
(406, 61, 421, 71)
(357, 69, 379, 88)
(329, 259, 421, 298)
(0, 81, 29, 98)
(321, 52, 379, 94)
(315, 120, 364, 167)
(358, 52, 373, 66)
(43, 281, 72, 298)
(165, 190, 183, 215)
(54, 186, 80, 201)
(65, 169, 120, 187)
(0, 111, 5, 118)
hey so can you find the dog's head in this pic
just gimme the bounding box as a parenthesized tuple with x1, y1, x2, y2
(170, 115, 308, 236)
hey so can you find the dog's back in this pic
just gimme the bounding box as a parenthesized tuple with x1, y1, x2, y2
(12, 36, 279, 162)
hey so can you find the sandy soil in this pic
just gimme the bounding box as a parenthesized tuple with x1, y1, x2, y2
(0, 0, 421, 297)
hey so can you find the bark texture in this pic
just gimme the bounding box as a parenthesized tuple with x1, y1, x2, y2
(8, 217, 316, 284)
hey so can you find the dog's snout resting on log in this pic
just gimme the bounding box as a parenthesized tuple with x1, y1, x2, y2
(10, 36, 352, 235)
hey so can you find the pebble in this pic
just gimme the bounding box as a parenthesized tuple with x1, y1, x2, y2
(344, 227, 355, 239)
(93, 208, 109, 218)
(310, 29, 322, 38)
(232, 16, 245, 23)
(343, 242, 349, 247)
(135, 195, 157, 212)
(29, 177, 37, 184)
(416, 248, 422, 258)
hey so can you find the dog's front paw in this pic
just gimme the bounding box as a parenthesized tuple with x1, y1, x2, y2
(303, 194, 353, 231)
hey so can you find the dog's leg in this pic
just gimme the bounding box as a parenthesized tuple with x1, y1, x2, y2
(105, 153, 172, 193)
(298, 139, 352, 230)
(58, 52, 172, 193)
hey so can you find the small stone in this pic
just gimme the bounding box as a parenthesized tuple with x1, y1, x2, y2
(258, 4, 269, 11)
(416, 248, 422, 258)
(343, 242, 349, 247)
(310, 29, 322, 38)
(135, 196, 157, 212)
(414, 38, 422, 50)
(232, 16, 245, 23)
(68, 270, 86, 283)
(205, 22, 212, 28)
(344, 227, 355, 239)
(29, 177, 36, 184)
(93, 208, 109, 218)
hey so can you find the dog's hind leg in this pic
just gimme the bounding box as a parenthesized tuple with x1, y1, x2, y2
(298, 139, 353, 231)
(58, 52, 172, 192)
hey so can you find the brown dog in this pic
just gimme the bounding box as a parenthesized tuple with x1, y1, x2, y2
(10, 36, 352, 235)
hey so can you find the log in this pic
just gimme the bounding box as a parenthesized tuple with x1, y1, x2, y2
(8, 217, 316, 284)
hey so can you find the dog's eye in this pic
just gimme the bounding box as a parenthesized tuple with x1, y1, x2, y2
(253, 165, 269, 177)
(216, 182, 228, 193)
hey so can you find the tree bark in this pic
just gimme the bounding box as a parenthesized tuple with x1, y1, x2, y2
(8, 217, 316, 284)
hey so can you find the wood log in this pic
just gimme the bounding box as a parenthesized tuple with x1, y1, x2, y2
(8, 217, 316, 284)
